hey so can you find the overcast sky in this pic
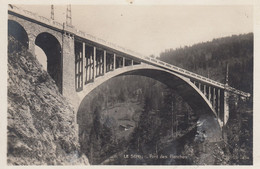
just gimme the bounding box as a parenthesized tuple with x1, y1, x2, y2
(17, 4, 253, 57)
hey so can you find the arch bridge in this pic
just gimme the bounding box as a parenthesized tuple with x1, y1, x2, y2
(8, 5, 250, 128)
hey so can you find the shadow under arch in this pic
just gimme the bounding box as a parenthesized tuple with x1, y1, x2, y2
(8, 20, 29, 50)
(35, 32, 62, 93)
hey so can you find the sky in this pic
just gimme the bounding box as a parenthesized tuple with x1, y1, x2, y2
(17, 4, 253, 58)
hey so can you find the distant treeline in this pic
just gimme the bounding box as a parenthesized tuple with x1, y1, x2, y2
(158, 33, 253, 94)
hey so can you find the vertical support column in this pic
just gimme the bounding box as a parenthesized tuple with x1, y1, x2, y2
(223, 88, 229, 125)
(80, 51, 83, 88)
(223, 63, 229, 126)
(96, 52, 99, 77)
(87, 52, 90, 81)
(204, 85, 206, 95)
(212, 88, 216, 110)
(100, 52, 102, 75)
(104, 50, 106, 74)
(131, 60, 134, 66)
(208, 86, 211, 103)
(217, 89, 220, 117)
(93, 46, 96, 80)
(89, 51, 92, 81)
(123, 57, 125, 68)
(76, 50, 83, 90)
(99, 53, 102, 76)
(198, 83, 201, 91)
(82, 42, 86, 85)
(113, 54, 116, 70)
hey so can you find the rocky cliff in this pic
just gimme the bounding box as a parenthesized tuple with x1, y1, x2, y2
(7, 36, 89, 165)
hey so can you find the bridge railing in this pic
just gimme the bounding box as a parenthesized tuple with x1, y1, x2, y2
(143, 56, 250, 97)
(9, 5, 145, 58)
(225, 86, 251, 98)
(143, 56, 225, 87)
(9, 5, 64, 30)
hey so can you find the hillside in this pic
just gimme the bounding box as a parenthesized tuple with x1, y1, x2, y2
(7, 36, 89, 165)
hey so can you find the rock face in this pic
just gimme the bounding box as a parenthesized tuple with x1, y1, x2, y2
(7, 36, 89, 165)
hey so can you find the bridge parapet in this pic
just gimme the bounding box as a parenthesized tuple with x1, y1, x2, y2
(144, 56, 223, 86)
(143, 56, 250, 98)
(9, 4, 64, 30)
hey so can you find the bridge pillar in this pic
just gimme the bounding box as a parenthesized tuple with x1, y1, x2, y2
(113, 54, 116, 70)
(62, 33, 79, 108)
(93, 46, 96, 80)
(217, 89, 220, 117)
(122, 57, 125, 67)
(203, 85, 206, 95)
(213, 88, 216, 110)
(208, 86, 211, 103)
(223, 88, 229, 125)
(82, 42, 86, 85)
(104, 50, 106, 74)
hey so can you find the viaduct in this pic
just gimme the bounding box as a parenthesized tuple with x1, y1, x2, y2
(8, 5, 250, 128)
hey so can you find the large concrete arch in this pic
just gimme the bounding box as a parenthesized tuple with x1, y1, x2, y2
(8, 20, 29, 49)
(76, 64, 218, 124)
(35, 32, 62, 93)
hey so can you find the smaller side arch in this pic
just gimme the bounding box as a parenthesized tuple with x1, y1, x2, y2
(8, 20, 29, 50)
(35, 32, 62, 93)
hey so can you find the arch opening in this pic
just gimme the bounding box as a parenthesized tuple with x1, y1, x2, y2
(77, 68, 222, 164)
(8, 20, 29, 51)
(78, 67, 217, 118)
(35, 32, 62, 93)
